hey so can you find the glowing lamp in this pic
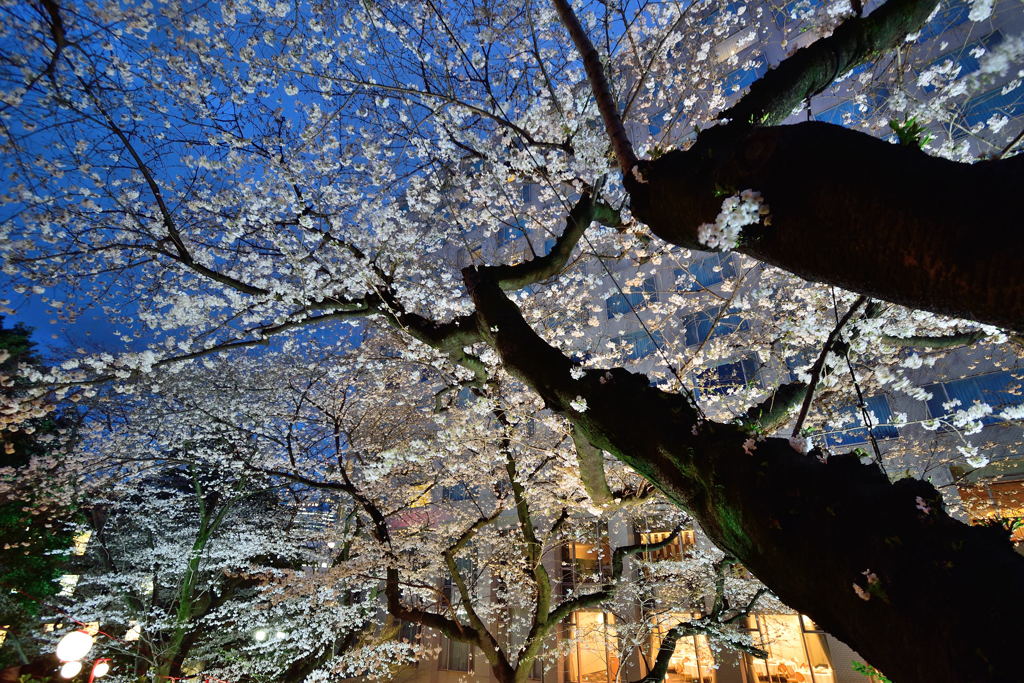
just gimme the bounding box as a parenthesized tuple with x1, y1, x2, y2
(92, 659, 111, 677)
(59, 660, 82, 678)
(56, 630, 94, 662)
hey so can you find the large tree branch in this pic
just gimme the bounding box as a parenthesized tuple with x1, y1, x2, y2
(628, 121, 1024, 332)
(463, 263, 1024, 681)
(486, 193, 621, 291)
(623, 0, 1024, 331)
(551, 0, 637, 173)
(721, 0, 938, 128)
(791, 295, 868, 436)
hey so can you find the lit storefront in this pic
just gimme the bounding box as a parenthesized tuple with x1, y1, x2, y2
(648, 614, 716, 683)
(742, 615, 834, 683)
(566, 611, 620, 683)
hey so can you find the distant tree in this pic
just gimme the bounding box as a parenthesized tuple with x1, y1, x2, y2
(0, 319, 77, 671)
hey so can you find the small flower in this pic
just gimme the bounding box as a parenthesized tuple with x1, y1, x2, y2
(862, 569, 879, 585)
(742, 437, 758, 455)
(852, 583, 870, 601)
(569, 396, 588, 412)
(915, 496, 931, 515)
(570, 367, 585, 380)
(788, 436, 809, 454)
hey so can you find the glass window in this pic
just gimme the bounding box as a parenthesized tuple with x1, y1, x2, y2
(823, 395, 899, 447)
(439, 635, 473, 672)
(957, 85, 1024, 136)
(566, 612, 619, 683)
(612, 329, 666, 361)
(917, 0, 970, 41)
(640, 529, 697, 561)
(606, 276, 658, 318)
(744, 614, 834, 683)
(920, 31, 1003, 93)
(924, 370, 1024, 427)
(696, 356, 759, 396)
(959, 480, 1024, 541)
(441, 483, 473, 501)
(562, 540, 612, 584)
(650, 614, 715, 683)
(682, 307, 749, 346)
(772, 0, 824, 26)
(675, 254, 737, 291)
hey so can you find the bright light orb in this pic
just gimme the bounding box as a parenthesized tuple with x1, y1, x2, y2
(253, 629, 268, 641)
(56, 630, 94, 662)
(92, 660, 111, 678)
(275, 631, 287, 639)
(59, 661, 82, 679)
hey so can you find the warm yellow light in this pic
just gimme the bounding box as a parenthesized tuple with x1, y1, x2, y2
(72, 531, 92, 555)
(92, 660, 111, 677)
(124, 622, 141, 642)
(59, 660, 82, 678)
(55, 629, 93, 662)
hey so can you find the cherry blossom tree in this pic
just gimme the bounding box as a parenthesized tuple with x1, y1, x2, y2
(2, 0, 1024, 679)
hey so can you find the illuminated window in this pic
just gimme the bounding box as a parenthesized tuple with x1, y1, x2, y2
(744, 614, 834, 683)
(72, 530, 92, 556)
(639, 530, 697, 562)
(562, 539, 611, 585)
(57, 574, 79, 597)
(566, 611, 619, 683)
(649, 614, 715, 683)
(959, 479, 1024, 542)
(408, 482, 432, 508)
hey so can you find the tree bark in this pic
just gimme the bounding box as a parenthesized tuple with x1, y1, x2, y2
(627, 122, 1024, 331)
(465, 265, 1024, 683)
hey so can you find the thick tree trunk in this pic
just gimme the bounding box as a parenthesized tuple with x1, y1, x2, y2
(626, 122, 1024, 331)
(465, 266, 1024, 682)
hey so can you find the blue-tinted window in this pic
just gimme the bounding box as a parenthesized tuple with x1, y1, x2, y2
(681, 307, 749, 346)
(921, 32, 1003, 93)
(772, 0, 823, 26)
(923, 370, 1024, 426)
(815, 91, 888, 127)
(442, 483, 473, 501)
(957, 85, 1024, 136)
(786, 350, 816, 382)
(696, 356, 759, 396)
(496, 222, 523, 245)
(674, 254, 737, 291)
(824, 395, 899, 447)
(613, 329, 666, 360)
(605, 276, 658, 318)
(917, 0, 970, 41)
